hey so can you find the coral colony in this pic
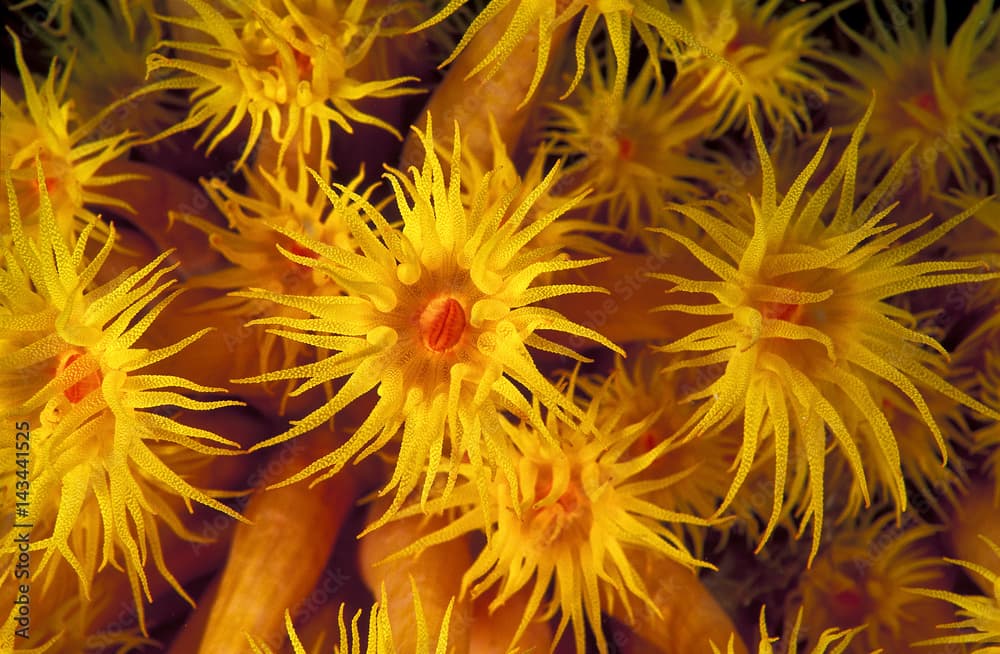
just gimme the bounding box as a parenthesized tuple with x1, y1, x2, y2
(4, 0, 1000, 652)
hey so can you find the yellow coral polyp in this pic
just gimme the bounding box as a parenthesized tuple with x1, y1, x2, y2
(651, 103, 1000, 562)
(544, 56, 721, 242)
(12, 0, 157, 37)
(1, 167, 245, 633)
(674, 0, 850, 137)
(380, 370, 714, 654)
(2, 29, 139, 242)
(37, 1, 179, 140)
(236, 115, 621, 531)
(575, 353, 745, 553)
(141, 0, 421, 169)
(795, 512, 950, 653)
(829, 0, 1000, 195)
(413, 0, 731, 105)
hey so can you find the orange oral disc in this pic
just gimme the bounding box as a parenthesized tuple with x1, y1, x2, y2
(59, 352, 103, 403)
(419, 296, 467, 352)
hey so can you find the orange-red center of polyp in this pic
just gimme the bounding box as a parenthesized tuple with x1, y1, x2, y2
(287, 242, 318, 259)
(639, 430, 659, 453)
(911, 90, 939, 115)
(29, 153, 59, 196)
(724, 35, 745, 55)
(534, 467, 587, 514)
(58, 352, 102, 404)
(530, 467, 592, 546)
(617, 136, 634, 161)
(286, 241, 319, 273)
(419, 296, 466, 352)
(829, 587, 870, 627)
(31, 175, 58, 196)
(275, 48, 313, 79)
(762, 302, 803, 323)
(293, 49, 312, 79)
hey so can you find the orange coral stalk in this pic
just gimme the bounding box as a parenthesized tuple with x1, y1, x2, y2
(359, 496, 472, 654)
(400, 0, 572, 170)
(609, 549, 748, 654)
(98, 160, 227, 277)
(469, 587, 553, 654)
(194, 432, 355, 653)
